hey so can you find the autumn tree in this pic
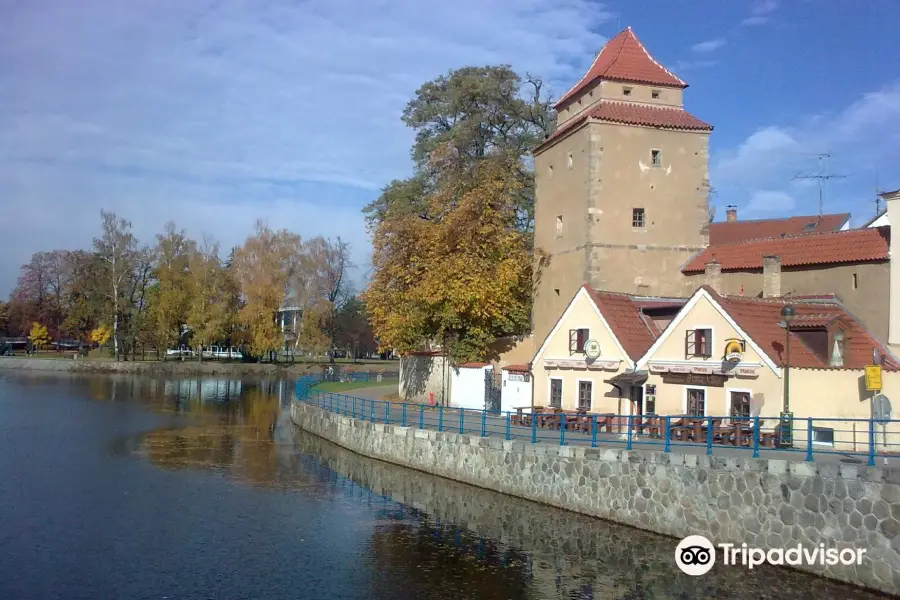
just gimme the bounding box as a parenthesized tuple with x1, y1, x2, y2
(232, 221, 301, 361)
(28, 322, 50, 351)
(333, 296, 377, 358)
(302, 236, 353, 360)
(61, 250, 107, 344)
(0, 301, 8, 336)
(148, 222, 195, 351)
(186, 237, 229, 362)
(120, 246, 155, 360)
(363, 66, 553, 362)
(93, 210, 137, 360)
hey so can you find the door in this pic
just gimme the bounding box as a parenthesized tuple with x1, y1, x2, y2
(631, 386, 644, 432)
(484, 370, 501, 413)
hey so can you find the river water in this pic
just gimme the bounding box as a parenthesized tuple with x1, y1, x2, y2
(0, 373, 890, 600)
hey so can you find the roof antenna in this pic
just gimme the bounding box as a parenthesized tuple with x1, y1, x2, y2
(792, 153, 848, 218)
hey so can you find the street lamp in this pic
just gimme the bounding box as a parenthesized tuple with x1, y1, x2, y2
(780, 304, 796, 447)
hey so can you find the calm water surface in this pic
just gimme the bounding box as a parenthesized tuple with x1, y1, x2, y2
(0, 373, 889, 600)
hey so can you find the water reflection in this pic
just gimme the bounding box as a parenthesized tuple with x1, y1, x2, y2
(29, 374, 886, 600)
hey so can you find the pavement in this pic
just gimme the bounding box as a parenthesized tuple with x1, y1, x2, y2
(304, 391, 897, 467)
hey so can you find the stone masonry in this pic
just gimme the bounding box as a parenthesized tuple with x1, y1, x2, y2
(292, 401, 900, 595)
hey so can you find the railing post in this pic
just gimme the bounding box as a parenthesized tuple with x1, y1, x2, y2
(560, 413, 566, 446)
(402, 403, 407, 427)
(706, 415, 713, 456)
(531, 413, 537, 444)
(370, 400, 375, 422)
(505, 412, 511, 441)
(438, 405, 444, 432)
(385, 401, 390, 425)
(752, 416, 760, 458)
(481, 410, 487, 437)
(419, 404, 424, 429)
(868, 417, 876, 466)
(806, 418, 814, 461)
(353, 397, 357, 419)
(591, 415, 597, 448)
(626, 415, 633, 450)
(459, 409, 465, 435)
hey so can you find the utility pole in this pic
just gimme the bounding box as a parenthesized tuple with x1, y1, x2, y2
(792, 153, 848, 217)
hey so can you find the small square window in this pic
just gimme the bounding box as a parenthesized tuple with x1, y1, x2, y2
(852, 273, 858, 289)
(686, 388, 706, 417)
(569, 328, 589, 354)
(651, 90, 661, 99)
(567, 152, 573, 169)
(623, 86, 633, 96)
(632, 208, 645, 228)
(556, 215, 563, 235)
(651, 149, 661, 167)
(550, 379, 562, 408)
(578, 381, 592, 410)
(548, 165, 554, 180)
(554, 288, 560, 296)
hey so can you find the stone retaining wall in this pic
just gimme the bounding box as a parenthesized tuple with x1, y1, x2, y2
(292, 401, 900, 594)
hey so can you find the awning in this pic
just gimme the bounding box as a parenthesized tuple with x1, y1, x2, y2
(604, 370, 648, 388)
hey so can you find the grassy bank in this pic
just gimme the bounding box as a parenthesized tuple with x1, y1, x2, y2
(312, 380, 398, 393)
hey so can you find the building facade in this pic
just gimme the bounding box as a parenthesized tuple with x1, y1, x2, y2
(531, 27, 712, 343)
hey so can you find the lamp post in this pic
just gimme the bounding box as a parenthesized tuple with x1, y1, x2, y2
(780, 304, 796, 447)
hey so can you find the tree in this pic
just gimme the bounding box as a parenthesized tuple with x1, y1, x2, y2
(334, 296, 377, 358)
(303, 236, 353, 361)
(149, 222, 195, 352)
(0, 301, 8, 337)
(186, 237, 229, 362)
(231, 221, 302, 360)
(93, 210, 137, 361)
(296, 302, 331, 356)
(120, 246, 155, 360)
(90, 325, 111, 354)
(364, 157, 533, 363)
(28, 322, 50, 351)
(61, 250, 107, 344)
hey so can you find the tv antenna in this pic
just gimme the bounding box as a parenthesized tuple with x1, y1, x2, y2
(792, 153, 848, 217)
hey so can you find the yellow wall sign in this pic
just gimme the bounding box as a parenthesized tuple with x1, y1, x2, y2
(723, 339, 744, 363)
(865, 365, 883, 391)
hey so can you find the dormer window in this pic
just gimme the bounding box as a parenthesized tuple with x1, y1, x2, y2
(623, 86, 633, 96)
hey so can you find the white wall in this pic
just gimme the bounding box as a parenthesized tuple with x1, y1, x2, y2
(400, 354, 449, 403)
(450, 365, 490, 410)
(501, 370, 532, 413)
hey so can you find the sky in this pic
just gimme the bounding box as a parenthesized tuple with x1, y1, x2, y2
(1, 0, 899, 297)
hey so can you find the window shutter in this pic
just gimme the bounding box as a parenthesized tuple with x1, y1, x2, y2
(701, 329, 712, 357)
(685, 330, 696, 357)
(577, 328, 587, 352)
(569, 329, 577, 353)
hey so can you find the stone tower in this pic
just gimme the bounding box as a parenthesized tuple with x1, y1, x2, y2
(531, 27, 712, 342)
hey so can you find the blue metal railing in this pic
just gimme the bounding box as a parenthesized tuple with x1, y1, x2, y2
(294, 377, 899, 465)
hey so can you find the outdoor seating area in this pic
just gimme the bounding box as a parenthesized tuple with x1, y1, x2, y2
(512, 407, 782, 448)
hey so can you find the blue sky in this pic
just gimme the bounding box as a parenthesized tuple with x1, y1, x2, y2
(1, 0, 898, 296)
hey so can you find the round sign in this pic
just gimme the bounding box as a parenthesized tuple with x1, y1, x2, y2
(584, 339, 602, 360)
(873, 394, 892, 424)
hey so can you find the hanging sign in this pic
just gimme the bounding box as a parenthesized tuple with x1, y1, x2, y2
(724, 339, 745, 363)
(584, 339, 602, 360)
(865, 365, 883, 391)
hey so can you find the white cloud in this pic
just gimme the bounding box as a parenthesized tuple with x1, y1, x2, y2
(712, 81, 900, 223)
(674, 59, 718, 72)
(0, 0, 615, 295)
(740, 16, 769, 27)
(740, 0, 778, 26)
(691, 39, 726, 54)
(745, 190, 796, 215)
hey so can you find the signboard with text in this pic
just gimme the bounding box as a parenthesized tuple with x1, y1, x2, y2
(865, 365, 883, 391)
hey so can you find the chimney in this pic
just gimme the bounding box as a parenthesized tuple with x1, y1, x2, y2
(763, 255, 782, 298)
(883, 190, 900, 346)
(704, 259, 722, 293)
(726, 205, 738, 222)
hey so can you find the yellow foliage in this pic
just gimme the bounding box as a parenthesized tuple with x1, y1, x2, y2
(364, 157, 534, 363)
(90, 325, 111, 346)
(28, 322, 50, 349)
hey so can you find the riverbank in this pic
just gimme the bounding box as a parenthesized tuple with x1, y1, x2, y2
(291, 400, 900, 595)
(0, 356, 399, 377)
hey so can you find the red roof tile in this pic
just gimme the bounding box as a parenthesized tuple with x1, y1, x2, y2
(708, 213, 850, 245)
(583, 286, 684, 361)
(556, 28, 686, 108)
(503, 364, 530, 373)
(682, 227, 890, 273)
(458, 362, 489, 368)
(589, 101, 711, 131)
(704, 287, 899, 371)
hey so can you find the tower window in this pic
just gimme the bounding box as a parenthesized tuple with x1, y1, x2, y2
(651, 149, 662, 167)
(651, 90, 661, 99)
(632, 208, 645, 228)
(623, 86, 633, 96)
(567, 152, 573, 169)
(852, 273, 858, 289)
(556, 215, 563, 235)
(548, 165, 553, 180)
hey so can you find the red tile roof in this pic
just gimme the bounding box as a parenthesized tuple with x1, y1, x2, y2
(534, 102, 709, 154)
(708, 213, 850, 245)
(555, 28, 686, 108)
(704, 286, 899, 371)
(458, 362, 489, 368)
(583, 286, 686, 361)
(503, 364, 530, 373)
(589, 101, 711, 131)
(682, 226, 890, 273)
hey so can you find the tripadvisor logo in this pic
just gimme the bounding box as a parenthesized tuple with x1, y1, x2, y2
(675, 535, 867, 575)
